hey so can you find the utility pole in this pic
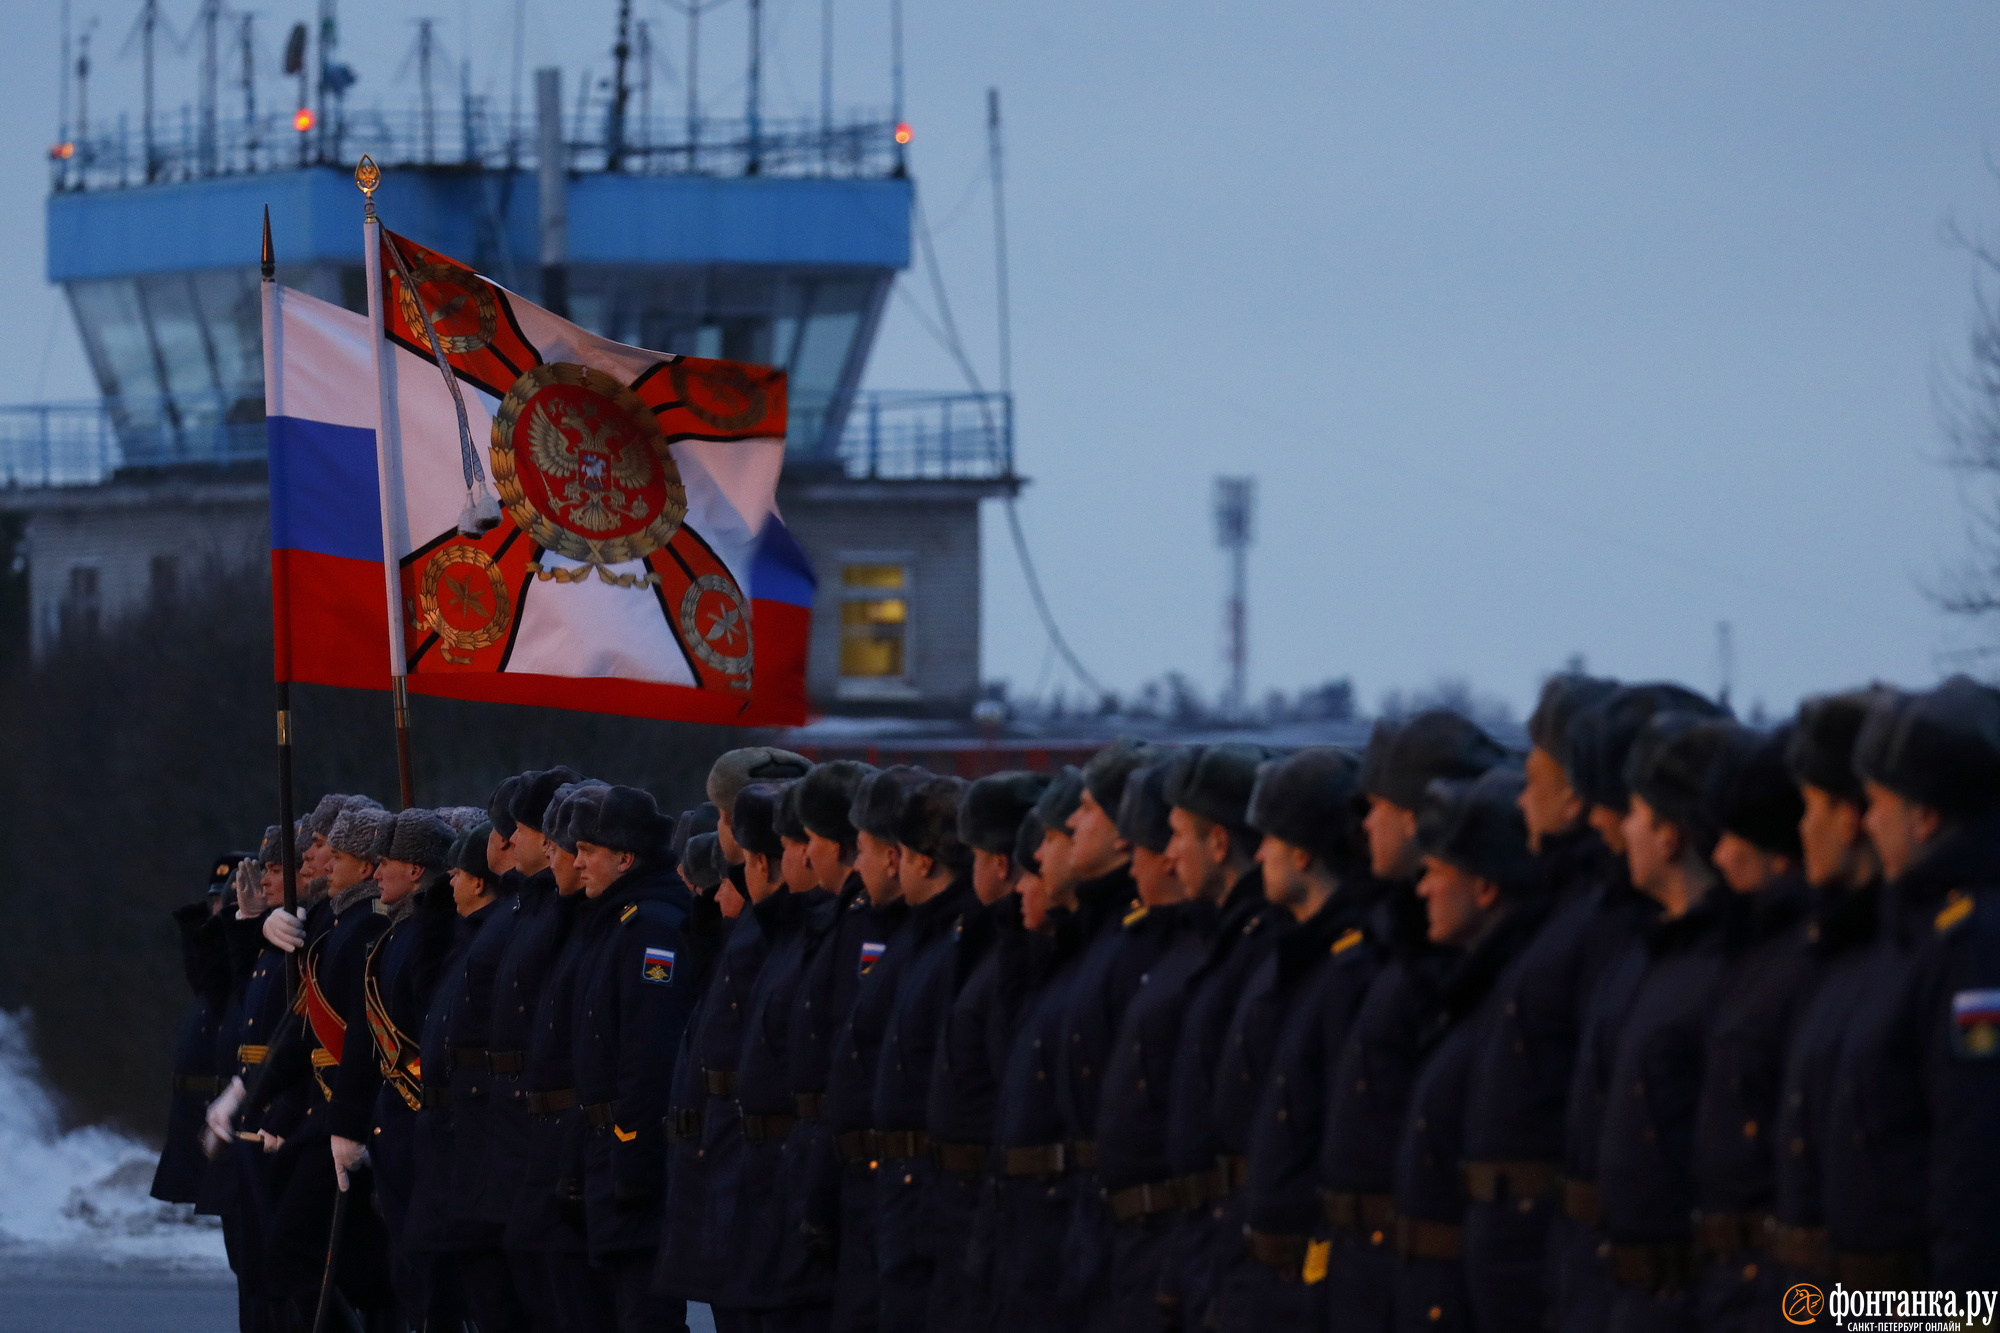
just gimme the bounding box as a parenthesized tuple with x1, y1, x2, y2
(198, 0, 222, 176)
(745, 0, 762, 174)
(1214, 477, 1255, 720)
(635, 18, 651, 160)
(239, 13, 259, 165)
(889, 0, 904, 175)
(124, 0, 164, 182)
(606, 0, 632, 171)
(987, 88, 1011, 396)
(408, 18, 438, 163)
(536, 67, 568, 316)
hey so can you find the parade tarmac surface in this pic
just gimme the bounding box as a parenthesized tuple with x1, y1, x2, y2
(0, 1252, 719, 1332)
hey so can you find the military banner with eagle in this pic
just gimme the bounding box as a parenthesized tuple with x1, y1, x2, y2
(263, 223, 816, 726)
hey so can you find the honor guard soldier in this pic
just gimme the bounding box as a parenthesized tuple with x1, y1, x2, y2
(1594, 715, 1739, 1331)
(925, 771, 1051, 1333)
(1214, 748, 1375, 1330)
(1830, 678, 2000, 1286)
(1688, 725, 1811, 1329)
(733, 760, 873, 1329)
(1319, 713, 1504, 1333)
(824, 766, 932, 1333)
(654, 781, 791, 1330)
(1393, 769, 1548, 1333)
(1549, 685, 1717, 1333)
(568, 785, 700, 1330)
(1460, 674, 1618, 1333)
(508, 781, 620, 1329)
(871, 777, 978, 1333)
(154, 851, 243, 1210)
(328, 809, 459, 1325)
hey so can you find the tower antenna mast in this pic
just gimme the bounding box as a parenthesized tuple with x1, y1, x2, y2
(198, 0, 222, 175)
(745, 0, 762, 174)
(987, 87, 1011, 395)
(239, 13, 259, 165)
(607, 0, 632, 170)
(1214, 477, 1255, 719)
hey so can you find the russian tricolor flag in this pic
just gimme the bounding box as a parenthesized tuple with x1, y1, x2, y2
(262, 231, 814, 726)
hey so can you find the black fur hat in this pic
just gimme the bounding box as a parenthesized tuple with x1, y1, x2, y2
(548, 782, 611, 855)
(1082, 740, 1156, 817)
(450, 823, 500, 887)
(775, 782, 811, 844)
(796, 760, 876, 847)
(731, 782, 790, 861)
(1528, 674, 1620, 774)
(1014, 810, 1046, 876)
(681, 832, 725, 892)
(1416, 768, 1540, 895)
(1033, 767, 1086, 837)
(511, 766, 582, 834)
(1115, 763, 1176, 854)
(1567, 684, 1722, 813)
(1855, 675, 2000, 818)
(706, 747, 814, 813)
(1163, 744, 1268, 831)
(1711, 724, 1804, 859)
(850, 765, 931, 841)
(1788, 687, 1892, 804)
(575, 785, 676, 862)
(486, 776, 524, 838)
(897, 776, 973, 872)
(672, 802, 720, 857)
(1364, 710, 1509, 811)
(1625, 713, 1738, 856)
(1247, 746, 1366, 868)
(959, 771, 1054, 855)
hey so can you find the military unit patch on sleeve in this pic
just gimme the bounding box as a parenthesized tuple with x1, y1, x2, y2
(1331, 927, 1364, 956)
(1122, 905, 1150, 929)
(859, 941, 886, 977)
(620, 904, 639, 924)
(1951, 989, 2000, 1059)
(1936, 891, 1974, 935)
(642, 946, 676, 985)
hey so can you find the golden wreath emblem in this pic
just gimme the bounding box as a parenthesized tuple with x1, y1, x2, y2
(393, 260, 499, 356)
(679, 574, 754, 684)
(418, 544, 512, 664)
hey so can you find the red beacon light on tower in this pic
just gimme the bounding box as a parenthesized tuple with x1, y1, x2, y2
(894, 122, 912, 145)
(293, 107, 316, 133)
(48, 142, 76, 161)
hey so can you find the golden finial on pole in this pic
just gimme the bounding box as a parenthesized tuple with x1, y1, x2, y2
(355, 154, 381, 218)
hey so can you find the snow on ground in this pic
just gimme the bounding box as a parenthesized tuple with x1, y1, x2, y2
(0, 1010, 225, 1266)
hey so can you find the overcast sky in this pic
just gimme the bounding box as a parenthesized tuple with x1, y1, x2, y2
(6, 0, 2000, 718)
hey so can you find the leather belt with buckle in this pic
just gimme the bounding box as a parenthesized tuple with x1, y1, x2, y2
(1107, 1179, 1183, 1222)
(703, 1068, 737, 1098)
(582, 1102, 615, 1129)
(665, 1108, 702, 1141)
(1002, 1143, 1069, 1177)
(525, 1088, 578, 1116)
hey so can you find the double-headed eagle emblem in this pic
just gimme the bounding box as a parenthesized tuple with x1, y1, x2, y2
(526, 394, 656, 533)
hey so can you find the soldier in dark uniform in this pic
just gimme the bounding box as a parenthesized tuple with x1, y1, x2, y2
(1828, 677, 2000, 1286)
(568, 785, 700, 1331)
(1689, 724, 1811, 1330)
(1550, 686, 1718, 1333)
(328, 809, 460, 1327)
(925, 771, 1051, 1333)
(1319, 713, 1505, 1333)
(507, 781, 620, 1332)
(709, 746, 816, 870)
(1215, 747, 1376, 1331)
(824, 765, 932, 1333)
(1153, 746, 1282, 1333)
(1461, 674, 1618, 1333)
(1768, 691, 1886, 1294)
(872, 777, 979, 1333)
(1593, 715, 1741, 1331)
(154, 851, 243, 1209)
(732, 760, 873, 1331)
(656, 781, 793, 1330)
(1393, 768, 1549, 1332)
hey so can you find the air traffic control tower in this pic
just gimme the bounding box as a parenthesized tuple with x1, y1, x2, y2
(2, 20, 1015, 715)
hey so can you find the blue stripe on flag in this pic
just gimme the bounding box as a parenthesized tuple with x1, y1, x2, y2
(751, 517, 817, 607)
(268, 415, 382, 561)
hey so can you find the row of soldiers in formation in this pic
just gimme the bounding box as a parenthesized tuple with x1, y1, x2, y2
(149, 671, 2000, 1333)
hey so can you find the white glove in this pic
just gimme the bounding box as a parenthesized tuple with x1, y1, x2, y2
(204, 1076, 246, 1143)
(331, 1135, 368, 1192)
(261, 906, 305, 953)
(234, 862, 265, 919)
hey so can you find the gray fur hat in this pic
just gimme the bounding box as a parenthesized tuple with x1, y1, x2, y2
(328, 806, 395, 860)
(1415, 768, 1541, 895)
(796, 761, 876, 848)
(1114, 762, 1176, 854)
(257, 824, 285, 868)
(1033, 767, 1086, 837)
(731, 782, 790, 861)
(436, 806, 487, 834)
(312, 793, 381, 841)
(896, 776, 973, 871)
(707, 747, 814, 813)
(1082, 740, 1157, 817)
(1247, 747, 1367, 868)
(1566, 684, 1722, 813)
(1528, 674, 1620, 774)
(1364, 711, 1509, 811)
(850, 765, 931, 842)
(673, 802, 722, 856)
(1854, 675, 2000, 818)
(681, 832, 726, 892)
(1163, 744, 1269, 832)
(960, 771, 1054, 855)
(510, 767, 582, 834)
(385, 809, 457, 868)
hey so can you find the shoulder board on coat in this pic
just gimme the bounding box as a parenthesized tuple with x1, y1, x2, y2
(1123, 905, 1150, 929)
(1937, 890, 1974, 935)
(620, 904, 639, 924)
(1331, 927, 1365, 956)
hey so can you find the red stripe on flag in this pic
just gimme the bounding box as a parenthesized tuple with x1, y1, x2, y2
(271, 548, 391, 689)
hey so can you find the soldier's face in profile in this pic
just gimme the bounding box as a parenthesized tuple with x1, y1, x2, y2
(449, 867, 492, 916)
(1036, 829, 1077, 897)
(1798, 784, 1870, 890)
(1017, 870, 1052, 932)
(514, 826, 550, 876)
(326, 849, 374, 894)
(1519, 748, 1585, 850)
(1165, 807, 1224, 902)
(1620, 795, 1681, 901)
(1067, 791, 1129, 882)
(304, 836, 332, 881)
(486, 827, 516, 875)
(376, 858, 425, 905)
(1861, 782, 1940, 883)
(781, 837, 817, 894)
(1256, 835, 1315, 917)
(805, 831, 853, 893)
(260, 863, 285, 909)
(1712, 832, 1790, 894)
(1417, 856, 1496, 946)
(1130, 846, 1184, 909)
(549, 843, 585, 895)
(971, 848, 1017, 905)
(1587, 804, 1627, 857)
(854, 830, 903, 901)
(717, 815, 746, 866)
(575, 841, 636, 897)
(1364, 798, 1422, 881)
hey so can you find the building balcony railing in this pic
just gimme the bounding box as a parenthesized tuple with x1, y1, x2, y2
(0, 388, 1014, 490)
(50, 106, 905, 193)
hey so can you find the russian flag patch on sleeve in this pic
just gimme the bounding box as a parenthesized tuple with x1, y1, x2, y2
(642, 947, 676, 985)
(1951, 989, 2000, 1059)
